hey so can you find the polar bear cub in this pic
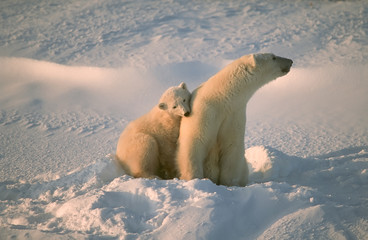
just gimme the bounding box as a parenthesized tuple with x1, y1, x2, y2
(116, 82, 191, 179)
(176, 53, 293, 186)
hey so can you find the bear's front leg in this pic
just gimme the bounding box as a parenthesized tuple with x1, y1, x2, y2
(217, 115, 249, 186)
(218, 145, 249, 187)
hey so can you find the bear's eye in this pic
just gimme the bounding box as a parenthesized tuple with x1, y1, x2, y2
(272, 56, 276, 60)
(183, 99, 186, 103)
(173, 105, 177, 109)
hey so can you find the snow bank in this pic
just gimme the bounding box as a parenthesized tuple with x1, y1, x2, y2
(2, 145, 367, 239)
(0, 155, 315, 239)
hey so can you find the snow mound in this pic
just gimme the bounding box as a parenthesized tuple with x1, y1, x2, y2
(2, 145, 367, 239)
(246, 146, 309, 183)
(0, 154, 317, 239)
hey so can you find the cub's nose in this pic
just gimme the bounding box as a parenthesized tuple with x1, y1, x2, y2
(184, 112, 190, 117)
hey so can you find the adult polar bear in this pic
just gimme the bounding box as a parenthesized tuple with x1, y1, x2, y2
(176, 53, 293, 186)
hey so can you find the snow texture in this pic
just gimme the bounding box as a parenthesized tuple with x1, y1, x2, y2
(1, 0, 368, 239)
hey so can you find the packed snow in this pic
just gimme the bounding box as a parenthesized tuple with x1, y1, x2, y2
(1, 0, 368, 239)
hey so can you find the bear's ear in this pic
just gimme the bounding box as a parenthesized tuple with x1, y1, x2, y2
(179, 82, 187, 90)
(158, 103, 167, 110)
(248, 54, 257, 68)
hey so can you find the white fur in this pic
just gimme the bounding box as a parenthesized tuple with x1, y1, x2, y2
(176, 53, 293, 186)
(116, 82, 191, 179)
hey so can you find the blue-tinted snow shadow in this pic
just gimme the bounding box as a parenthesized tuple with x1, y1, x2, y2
(250, 145, 368, 206)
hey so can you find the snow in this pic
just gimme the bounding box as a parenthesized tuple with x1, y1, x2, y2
(1, 0, 368, 239)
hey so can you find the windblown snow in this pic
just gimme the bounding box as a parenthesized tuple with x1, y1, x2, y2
(1, 0, 367, 239)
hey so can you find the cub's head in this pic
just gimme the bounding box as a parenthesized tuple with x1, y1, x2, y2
(158, 82, 191, 118)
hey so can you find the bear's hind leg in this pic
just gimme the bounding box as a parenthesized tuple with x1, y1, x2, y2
(128, 133, 160, 179)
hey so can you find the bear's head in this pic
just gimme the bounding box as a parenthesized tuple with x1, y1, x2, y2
(242, 53, 293, 86)
(158, 82, 191, 118)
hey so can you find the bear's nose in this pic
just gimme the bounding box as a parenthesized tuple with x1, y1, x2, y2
(184, 112, 190, 117)
(281, 58, 293, 73)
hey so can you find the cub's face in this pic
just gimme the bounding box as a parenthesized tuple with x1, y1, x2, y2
(158, 82, 191, 118)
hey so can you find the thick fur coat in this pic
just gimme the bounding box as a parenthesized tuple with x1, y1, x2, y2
(176, 53, 293, 186)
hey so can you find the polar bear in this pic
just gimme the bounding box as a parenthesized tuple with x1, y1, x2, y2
(116, 82, 191, 179)
(176, 53, 293, 186)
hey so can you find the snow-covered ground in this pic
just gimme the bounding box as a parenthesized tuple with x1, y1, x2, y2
(1, 0, 368, 239)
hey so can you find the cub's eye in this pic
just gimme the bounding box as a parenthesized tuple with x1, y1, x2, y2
(173, 106, 177, 109)
(272, 56, 276, 60)
(183, 99, 186, 103)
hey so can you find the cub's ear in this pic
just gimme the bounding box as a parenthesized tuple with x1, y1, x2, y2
(158, 103, 167, 110)
(179, 82, 187, 90)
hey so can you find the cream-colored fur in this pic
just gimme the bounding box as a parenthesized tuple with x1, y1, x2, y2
(116, 82, 191, 179)
(176, 53, 293, 186)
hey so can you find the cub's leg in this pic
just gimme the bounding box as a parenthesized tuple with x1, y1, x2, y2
(122, 132, 160, 179)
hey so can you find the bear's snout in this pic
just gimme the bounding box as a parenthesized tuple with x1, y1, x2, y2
(282, 66, 291, 73)
(280, 58, 293, 73)
(184, 111, 190, 117)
